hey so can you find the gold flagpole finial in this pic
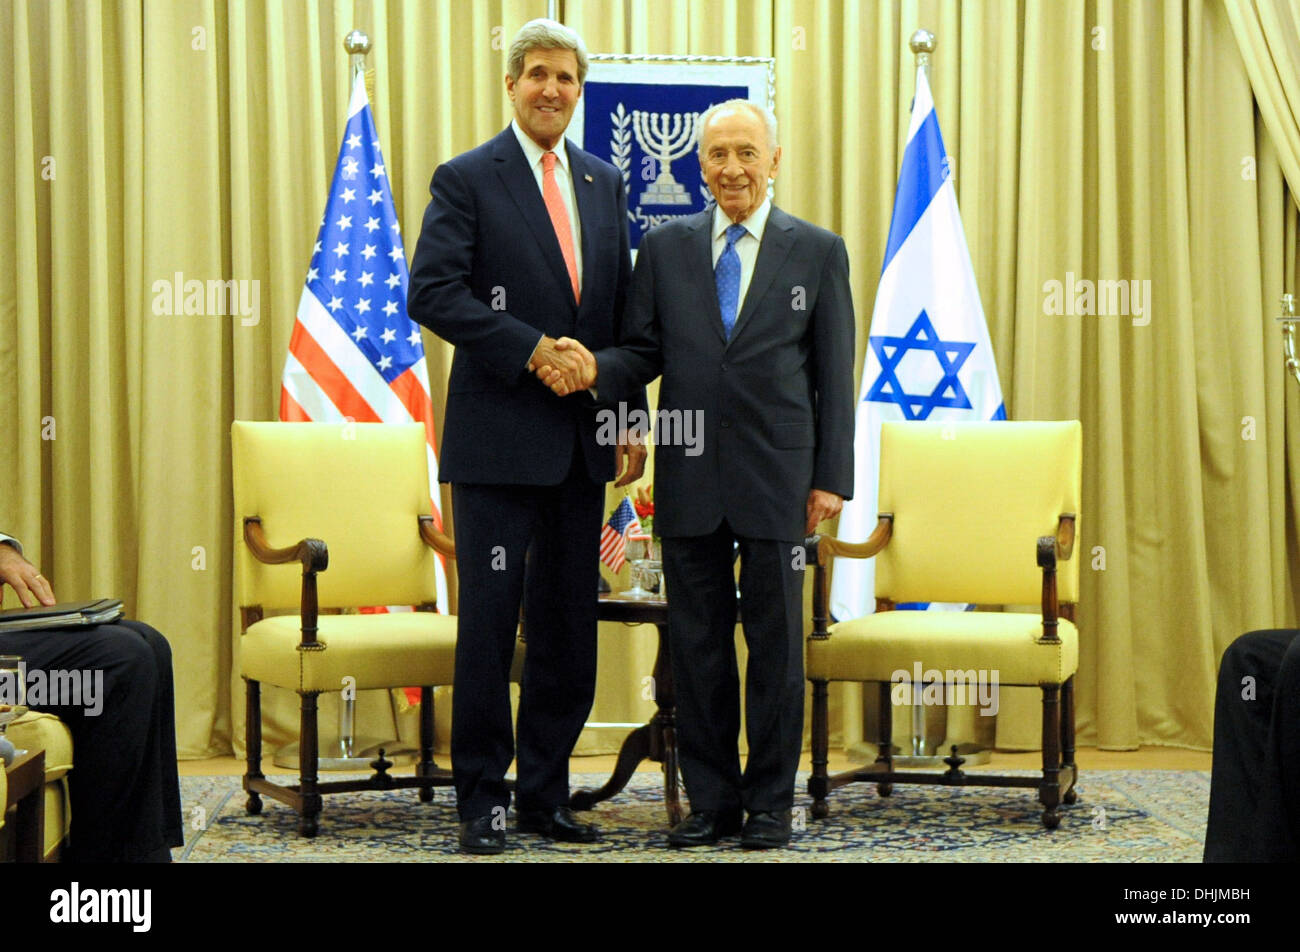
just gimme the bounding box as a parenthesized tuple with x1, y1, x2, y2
(344, 30, 375, 105)
(910, 29, 935, 79)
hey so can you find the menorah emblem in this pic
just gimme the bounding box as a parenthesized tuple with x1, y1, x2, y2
(632, 110, 699, 207)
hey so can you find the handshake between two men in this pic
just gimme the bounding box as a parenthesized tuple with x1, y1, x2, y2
(528, 336, 595, 397)
(529, 335, 644, 488)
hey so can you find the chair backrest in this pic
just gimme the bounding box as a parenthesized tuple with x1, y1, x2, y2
(232, 421, 441, 611)
(875, 420, 1082, 606)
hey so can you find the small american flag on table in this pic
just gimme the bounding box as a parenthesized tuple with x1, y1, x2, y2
(600, 497, 643, 572)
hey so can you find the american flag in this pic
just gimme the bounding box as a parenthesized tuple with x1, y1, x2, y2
(280, 73, 449, 614)
(599, 497, 643, 573)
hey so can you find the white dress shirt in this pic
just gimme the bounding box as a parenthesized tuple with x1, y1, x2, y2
(711, 197, 772, 317)
(0, 533, 21, 554)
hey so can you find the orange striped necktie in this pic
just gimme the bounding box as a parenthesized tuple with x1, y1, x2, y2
(541, 151, 580, 304)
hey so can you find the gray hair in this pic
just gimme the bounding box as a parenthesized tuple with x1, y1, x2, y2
(697, 99, 779, 155)
(506, 18, 589, 85)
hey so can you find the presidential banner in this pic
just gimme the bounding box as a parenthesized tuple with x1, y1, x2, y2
(568, 55, 774, 254)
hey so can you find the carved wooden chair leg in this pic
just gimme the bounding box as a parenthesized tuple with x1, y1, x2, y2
(876, 682, 894, 796)
(1061, 675, 1078, 804)
(810, 680, 830, 818)
(417, 686, 436, 802)
(1039, 684, 1062, 829)
(299, 691, 322, 837)
(244, 677, 263, 815)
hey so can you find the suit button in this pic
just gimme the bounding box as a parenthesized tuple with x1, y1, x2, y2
(720, 363, 728, 371)
(721, 419, 731, 428)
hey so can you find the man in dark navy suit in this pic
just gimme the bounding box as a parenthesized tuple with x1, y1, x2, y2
(0, 533, 182, 862)
(539, 100, 855, 849)
(407, 18, 644, 854)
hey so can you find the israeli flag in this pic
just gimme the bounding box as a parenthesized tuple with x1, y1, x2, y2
(829, 67, 1006, 623)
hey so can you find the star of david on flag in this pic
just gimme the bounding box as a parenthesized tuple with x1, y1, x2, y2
(829, 66, 1006, 623)
(279, 73, 450, 656)
(866, 310, 977, 419)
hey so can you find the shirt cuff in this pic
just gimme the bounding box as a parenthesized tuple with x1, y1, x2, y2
(0, 534, 22, 556)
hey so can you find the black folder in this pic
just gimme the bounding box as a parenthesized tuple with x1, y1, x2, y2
(0, 599, 124, 633)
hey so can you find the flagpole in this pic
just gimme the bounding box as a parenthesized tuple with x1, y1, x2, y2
(886, 29, 992, 771)
(901, 29, 936, 765)
(272, 28, 420, 772)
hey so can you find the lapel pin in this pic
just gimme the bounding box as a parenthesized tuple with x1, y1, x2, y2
(584, 174, 593, 182)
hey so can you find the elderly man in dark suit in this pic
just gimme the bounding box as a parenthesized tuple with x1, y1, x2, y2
(538, 99, 855, 848)
(407, 18, 644, 854)
(0, 532, 182, 862)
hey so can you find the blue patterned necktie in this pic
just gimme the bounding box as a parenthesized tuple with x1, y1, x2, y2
(715, 223, 747, 341)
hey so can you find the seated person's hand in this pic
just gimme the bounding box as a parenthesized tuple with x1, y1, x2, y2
(0, 542, 57, 608)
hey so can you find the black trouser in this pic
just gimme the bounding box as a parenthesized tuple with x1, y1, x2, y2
(1, 619, 183, 862)
(662, 522, 806, 814)
(1204, 628, 1300, 862)
(449, 454, 603, 820)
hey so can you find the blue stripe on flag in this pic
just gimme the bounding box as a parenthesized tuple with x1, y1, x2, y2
(879, 109, 947, 275)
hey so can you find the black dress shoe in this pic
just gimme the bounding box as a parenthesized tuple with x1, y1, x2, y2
(517, 805, 600, 843)
(667, 809, 744, 848)
(459, 815, 506, 855)
(741, 810, 792, 849)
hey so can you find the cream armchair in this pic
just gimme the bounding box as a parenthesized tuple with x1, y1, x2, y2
(232, 421, 461, 837)
(807, 420, 1082, 829)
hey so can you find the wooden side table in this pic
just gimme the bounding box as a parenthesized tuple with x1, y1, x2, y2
(570, 595, 682, 826)
(4, 748, 46, 863)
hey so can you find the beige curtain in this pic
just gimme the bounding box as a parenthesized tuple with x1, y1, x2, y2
(1225, 0, 1300, 202)
(2, 0, 1298, 760)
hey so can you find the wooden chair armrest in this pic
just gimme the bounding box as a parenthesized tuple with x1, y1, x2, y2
(811, 515, 894, 568)
(243, 517, 326, 649)
(418, 515, 456, 559)
(244, 517, 328, 573)
(808, 516, 893, 641)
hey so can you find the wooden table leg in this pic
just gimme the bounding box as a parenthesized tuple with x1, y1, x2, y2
(571, 618, 683, 828)
(650, 622, 682, 826)
(570, 725, 651, 809)
(6, 749, 46, 863)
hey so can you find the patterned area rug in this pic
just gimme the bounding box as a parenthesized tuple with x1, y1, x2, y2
(177, 769, 1209, 862)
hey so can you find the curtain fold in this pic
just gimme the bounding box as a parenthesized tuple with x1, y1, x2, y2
(2, 0, 1298, 759)
(1225, 0, 1300, 205)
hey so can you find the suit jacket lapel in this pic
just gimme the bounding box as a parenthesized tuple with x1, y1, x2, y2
(729, 205, 795, 345)
(569, 145, 598, 314)
(687, 211, 727, 344)
(492, 128, 578, 312)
